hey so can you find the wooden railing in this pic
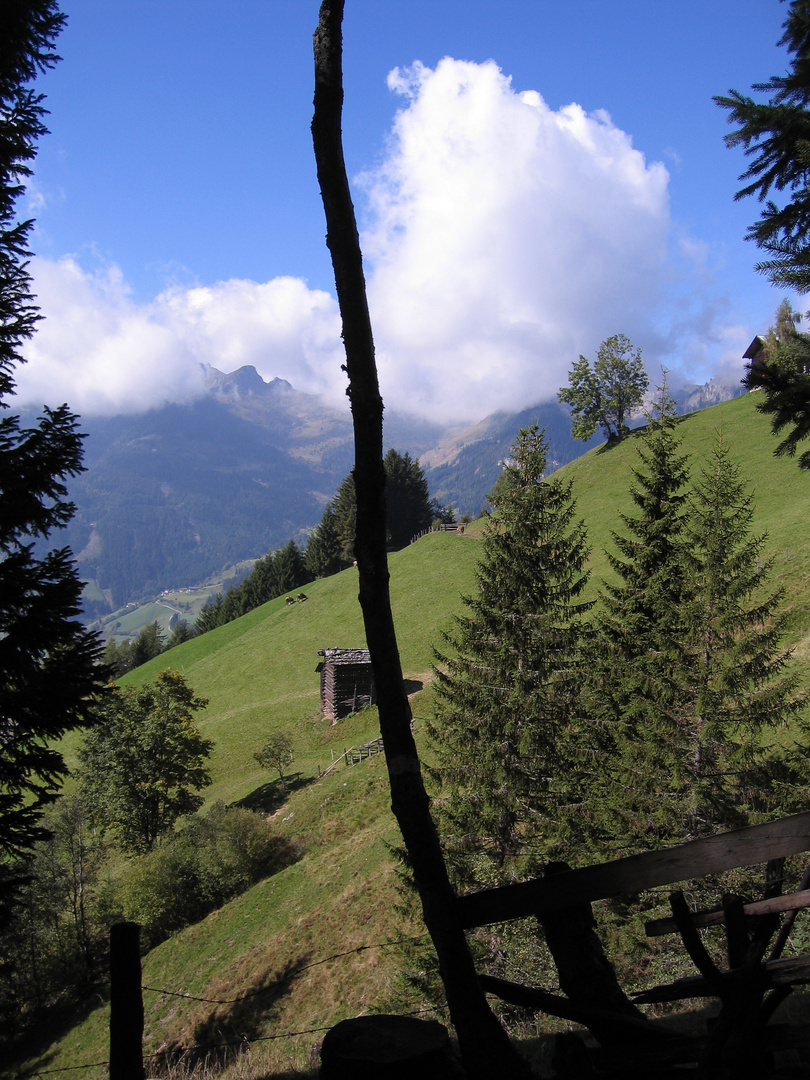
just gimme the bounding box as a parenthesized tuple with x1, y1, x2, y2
(457, 811, 810, 1076)
(318, 736, 385, 778)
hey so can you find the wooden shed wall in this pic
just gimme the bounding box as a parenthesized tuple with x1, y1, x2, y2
(319, 651, 376, 720)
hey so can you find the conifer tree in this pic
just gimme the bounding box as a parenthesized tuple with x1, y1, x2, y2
(383, 447, 434, 547)
(681, 430, 809, 830)
(429, 426, 592, 881)
(715, 0, 810, 293)
(330, 471, 358, 564)
(717, 3, 810, 469)
(0, 1, 106, 872)
(305, 505, 343, 578)
(165, 619, 193, 650)
(270, 539, 306, 596)
(744, 299, 810, 469)
(584, 386, 692, 854)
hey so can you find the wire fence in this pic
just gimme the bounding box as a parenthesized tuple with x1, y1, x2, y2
(13, 934, 432, 1080)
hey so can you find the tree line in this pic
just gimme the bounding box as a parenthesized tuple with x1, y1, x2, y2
(192, 447, 444, 636)
(424, 394, 810, 1006)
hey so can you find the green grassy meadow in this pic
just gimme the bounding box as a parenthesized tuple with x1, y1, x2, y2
(15, 392, 810, 1078)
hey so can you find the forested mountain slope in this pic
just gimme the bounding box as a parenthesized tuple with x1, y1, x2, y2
(24, 362, 744, 619)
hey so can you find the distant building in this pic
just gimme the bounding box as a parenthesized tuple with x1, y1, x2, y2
(743, 334, 768, 387)
(316, 648, 376, 721)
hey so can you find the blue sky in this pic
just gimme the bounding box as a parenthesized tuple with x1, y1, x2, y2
(16, 0, 794, 422)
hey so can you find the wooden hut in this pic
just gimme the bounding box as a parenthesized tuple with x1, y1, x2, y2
(316, 648, 376, 721)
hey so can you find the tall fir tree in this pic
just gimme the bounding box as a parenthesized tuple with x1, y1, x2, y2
(583, 386, 693, 855)
(305, 505, 343, 578)
(330, 471, 358, 564)
(681, 429, 809, 832)
(716, 2, 810, 468)
(715, 0, 810, 293)
(0, 2, 106, 875)
(744, 299, 810, 469)
(383, 447, 434, 548)
(428, 426, 592, 882)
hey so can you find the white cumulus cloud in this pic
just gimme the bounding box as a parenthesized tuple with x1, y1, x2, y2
(360, 59, 672, 421)
(16, 258, 345, 415)
(15, 58, 743, 422)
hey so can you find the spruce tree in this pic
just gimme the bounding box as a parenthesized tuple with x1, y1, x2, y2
(305, 506, 343, 578)
(716, 3, 810, 469)
(744, 299, 810, 469)
(428, 426, 592, 881)
(330, 472, 358, 564)
(584, 386, 692, 854)
(0, 1, 106, 873)
(383, 447, 434, 547)
(681, 430, 809, 831)
(715, 0, 810, 293)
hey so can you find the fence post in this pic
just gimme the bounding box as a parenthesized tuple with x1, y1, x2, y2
(110, 921, 145, 1080)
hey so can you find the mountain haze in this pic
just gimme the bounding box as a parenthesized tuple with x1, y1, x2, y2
(29, 365, 745, 617)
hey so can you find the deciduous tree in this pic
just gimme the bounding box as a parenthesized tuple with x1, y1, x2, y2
(79, 670, 212, 853)
(558, 333, 648, 443)
(254, 734, 294, 795)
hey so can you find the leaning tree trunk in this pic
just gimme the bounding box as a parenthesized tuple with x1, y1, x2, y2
(311, 4, 531, 1078)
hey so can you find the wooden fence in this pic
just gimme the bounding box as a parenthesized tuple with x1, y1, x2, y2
(458, 811, 810, 1076)
(410, 523, 465, 543)
(318, 736, 385, 778)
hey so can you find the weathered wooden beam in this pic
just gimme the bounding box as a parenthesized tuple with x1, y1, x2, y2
(632, 953, 810, 1005)
(668, 891, 726, 996)
(646, 888, 810, 936)
(477, 974, 674, 1043)
(457, 813, 810, 929)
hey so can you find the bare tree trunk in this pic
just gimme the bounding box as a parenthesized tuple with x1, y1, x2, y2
(311, 4, 531, 1077)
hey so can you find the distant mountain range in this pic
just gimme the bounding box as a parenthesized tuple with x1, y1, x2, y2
(24, 364, 746, 618)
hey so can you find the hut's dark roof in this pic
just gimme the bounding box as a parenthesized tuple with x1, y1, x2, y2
(317, 648, 371, 665)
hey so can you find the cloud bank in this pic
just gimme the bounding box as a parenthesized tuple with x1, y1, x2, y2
(16, 58, 747, 421)
(18, 258, 345, 415)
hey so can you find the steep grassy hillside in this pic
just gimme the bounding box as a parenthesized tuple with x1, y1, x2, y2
(559, 393, 810, 666)
(16, 392, 810, 1078)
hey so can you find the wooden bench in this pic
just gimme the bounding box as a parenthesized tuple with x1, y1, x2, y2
(454, 812, 810, 1077)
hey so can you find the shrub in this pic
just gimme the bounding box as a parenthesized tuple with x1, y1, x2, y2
(120, 803, 298, 948)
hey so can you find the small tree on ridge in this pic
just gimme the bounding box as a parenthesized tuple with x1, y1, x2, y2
(558, 333, 648, 443)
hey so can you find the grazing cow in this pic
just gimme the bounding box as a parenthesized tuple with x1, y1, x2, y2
(296, 592, 308, 602)
(457, 524, 465, 535)
(285, 596, 296, 606)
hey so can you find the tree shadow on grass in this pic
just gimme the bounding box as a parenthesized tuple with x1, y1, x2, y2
(153, 953, 314, 1073)
(403, 678, 424, 696)
(5, 974, 111, 1078)
(235, 774, 316, 815)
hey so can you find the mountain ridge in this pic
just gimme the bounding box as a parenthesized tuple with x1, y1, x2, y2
(26, 365, 746, 616)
